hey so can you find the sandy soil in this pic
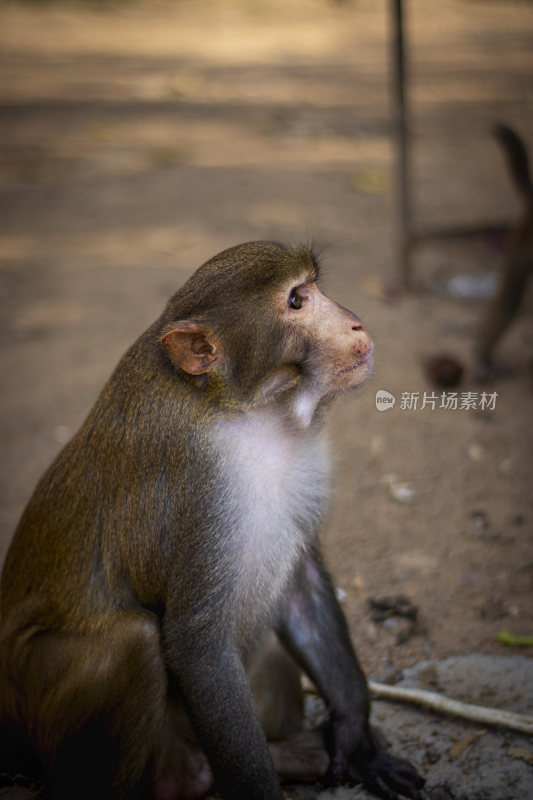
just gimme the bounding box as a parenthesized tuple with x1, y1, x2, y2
(0, 0, 532, 797)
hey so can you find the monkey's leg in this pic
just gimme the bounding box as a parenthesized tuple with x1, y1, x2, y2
(248, 631, 304, 741)
(277, 553, 425, 799)
(4, 611, 167, 800)
(474, 246, 531, 379)
(249, 633, 329, 783)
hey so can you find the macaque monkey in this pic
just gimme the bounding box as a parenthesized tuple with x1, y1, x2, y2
(0, 242, 424, 800)
(473, 124, 532, 380)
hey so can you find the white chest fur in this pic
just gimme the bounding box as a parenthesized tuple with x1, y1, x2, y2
(214, 408, 330, 613)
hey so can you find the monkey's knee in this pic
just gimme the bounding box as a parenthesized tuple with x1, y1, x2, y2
(249, 633, 304, 741)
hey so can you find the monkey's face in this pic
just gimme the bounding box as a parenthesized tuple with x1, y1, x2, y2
(161, 242, 373, 424)
(277, 275, 373, 399)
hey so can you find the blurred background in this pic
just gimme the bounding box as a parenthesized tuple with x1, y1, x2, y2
(0, 0, 532, 778)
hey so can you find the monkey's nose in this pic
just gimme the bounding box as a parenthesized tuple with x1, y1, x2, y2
(351, 325, 372, 358)
(349, 313, 366, 333)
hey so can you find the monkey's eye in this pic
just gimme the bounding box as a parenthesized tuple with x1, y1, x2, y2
(288, 290, 303, 310)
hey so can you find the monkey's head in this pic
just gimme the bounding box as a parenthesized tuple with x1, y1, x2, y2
(161, 242, 373, 425)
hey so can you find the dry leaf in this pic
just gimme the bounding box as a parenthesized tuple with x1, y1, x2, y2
(507, 747, 533, 766)
(449, 730, 487, 759)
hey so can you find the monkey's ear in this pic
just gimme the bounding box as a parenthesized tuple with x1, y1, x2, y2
(162, 322, 221, 375)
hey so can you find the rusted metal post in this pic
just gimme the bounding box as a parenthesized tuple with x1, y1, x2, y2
(390, 0, 413, 285)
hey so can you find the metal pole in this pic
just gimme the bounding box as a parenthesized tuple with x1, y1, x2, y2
(391, 0, 413, 285)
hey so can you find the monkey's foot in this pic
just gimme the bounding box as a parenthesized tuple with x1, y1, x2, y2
(329, 748, 425, 800)
(270, 729, 329, 783)
(152, 741, 213, 800)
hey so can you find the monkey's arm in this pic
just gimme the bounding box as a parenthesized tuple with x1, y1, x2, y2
(277, 553, 424, 800)
(163, 622, 284, 800)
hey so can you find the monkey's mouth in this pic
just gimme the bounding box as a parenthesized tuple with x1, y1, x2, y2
(338, 348, 373, 377)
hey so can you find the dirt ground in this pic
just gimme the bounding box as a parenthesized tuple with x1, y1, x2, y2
(0, 0, 532, 798)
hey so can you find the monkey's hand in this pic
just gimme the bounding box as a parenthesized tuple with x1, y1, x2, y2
(326, 721, 425, 800)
